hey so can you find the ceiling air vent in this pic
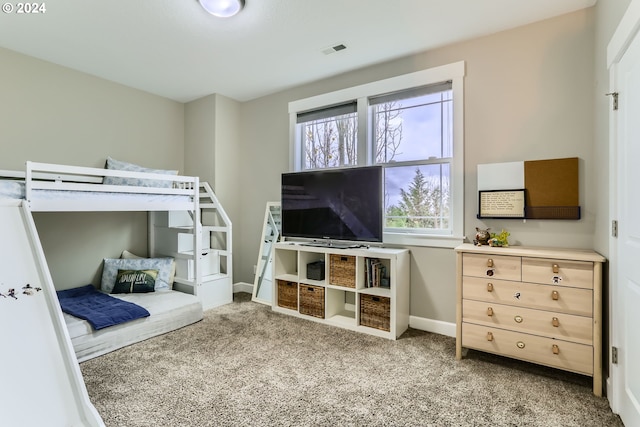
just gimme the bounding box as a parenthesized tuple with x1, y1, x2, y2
(322, 44, 347, 55)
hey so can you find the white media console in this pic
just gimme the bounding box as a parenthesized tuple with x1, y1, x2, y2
(272, 242, 410, 340)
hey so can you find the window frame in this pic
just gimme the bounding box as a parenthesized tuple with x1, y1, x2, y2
(288, 61, 465, 248)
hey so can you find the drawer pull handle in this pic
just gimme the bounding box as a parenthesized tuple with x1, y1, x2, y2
(516, 341, 525, 349)
(514, 315, 523, 323)
(487, 307, 494, 316)
(552, 317, 560, 327)
(551, 290, 560, 301)
(486, 332, 494, 341)
(552, 264, 560, 274)
(487, 259, 494, 268)
(552, 344, 560, 355)
(487, 283, 494, 292)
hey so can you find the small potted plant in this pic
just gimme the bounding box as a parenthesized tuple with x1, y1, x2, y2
(488, 229, 510, 247)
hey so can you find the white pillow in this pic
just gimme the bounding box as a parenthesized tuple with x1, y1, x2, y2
(102, 257, 173, 293)
(102, 157, 178, 188)
(121, 250, 176, 287)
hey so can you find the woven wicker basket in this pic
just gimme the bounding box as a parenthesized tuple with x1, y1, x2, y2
(360, 294, 390, 332)
(299, 284, 325, 318)
(277, 280, 298, 310)
(329, 254, 356, 288)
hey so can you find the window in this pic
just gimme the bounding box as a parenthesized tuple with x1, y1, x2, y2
(297, 102, 358, 169)
(371, 83, 452, 234)
(289, 62, 465, 247)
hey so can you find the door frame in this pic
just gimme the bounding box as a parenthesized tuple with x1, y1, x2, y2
(607, 0, 640, 411)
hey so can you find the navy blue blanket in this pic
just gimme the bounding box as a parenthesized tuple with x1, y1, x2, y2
(57, 285, 150, 330)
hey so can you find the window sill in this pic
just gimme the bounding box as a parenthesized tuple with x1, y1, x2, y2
(383, 232, 465, 249)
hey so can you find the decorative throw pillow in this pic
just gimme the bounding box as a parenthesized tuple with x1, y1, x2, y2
(102, 156, 178, 188)
(101, 257, 174, 293)
(121, 250, 176, 288)
(112, 269, 158, 294)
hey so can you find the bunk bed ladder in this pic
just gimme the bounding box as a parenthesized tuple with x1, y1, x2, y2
(199, 182, 232, 282)
(149, 182, 232, 310)
(192, 182, 233, 309)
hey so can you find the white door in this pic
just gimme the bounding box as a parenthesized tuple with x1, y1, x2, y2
(610, 2, 640, 425)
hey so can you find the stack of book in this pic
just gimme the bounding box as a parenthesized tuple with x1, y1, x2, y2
(364, 258, 389, 288)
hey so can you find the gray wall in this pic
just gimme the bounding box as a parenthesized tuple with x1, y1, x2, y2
(185, 94, 216, 186)
(184, 93, 241, 278)
(0, 47, 185, 289)
(236, 9, 599, 323)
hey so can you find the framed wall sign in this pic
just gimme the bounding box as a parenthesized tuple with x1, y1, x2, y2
(478, 189, 526, 219)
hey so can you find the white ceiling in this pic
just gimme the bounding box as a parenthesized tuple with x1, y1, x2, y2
(0, 0, 597, 103)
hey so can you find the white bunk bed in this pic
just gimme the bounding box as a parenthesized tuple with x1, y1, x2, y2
(0, 160, 233, 361)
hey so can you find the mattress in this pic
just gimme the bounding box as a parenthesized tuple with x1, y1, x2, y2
(0, 180, 190, 203)
(64, 290, 203, 362)
(0, 180, 24, 199)
(30, 189, 191, 203)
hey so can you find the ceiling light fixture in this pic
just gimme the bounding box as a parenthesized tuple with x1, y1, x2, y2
(198, 0, 244, 18)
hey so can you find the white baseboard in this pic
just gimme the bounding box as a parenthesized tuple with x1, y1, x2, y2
(409, 315, 456, 338)
(233, 282, 253, 294)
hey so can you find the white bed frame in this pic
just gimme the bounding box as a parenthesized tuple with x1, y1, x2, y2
(24, 161, 199, 212)
(1, 161, 233, 307)
(1, 159, 233, 337)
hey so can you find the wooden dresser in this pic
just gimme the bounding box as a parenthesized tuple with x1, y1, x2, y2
(454, 243, 606, 396)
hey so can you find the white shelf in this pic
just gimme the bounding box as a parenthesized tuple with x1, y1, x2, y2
(359, 286, 391, 297)
(326, 311, 357, 329)
(272, 242, 410, 340)
(274, 272, 298, 283)
(299, 277, 327, 287)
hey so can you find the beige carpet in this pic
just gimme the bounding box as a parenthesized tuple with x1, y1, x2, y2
(80, 293, 623, 427)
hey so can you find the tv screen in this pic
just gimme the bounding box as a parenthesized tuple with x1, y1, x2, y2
(281, 166, 383, 243)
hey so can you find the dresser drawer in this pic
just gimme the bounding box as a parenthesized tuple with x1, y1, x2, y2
(462, 276, 593, 316)
(462, 323, 593, 375)
(462, 299, 593, 345)
(462, 253, 521, 281)
(522, 257, 594, 289)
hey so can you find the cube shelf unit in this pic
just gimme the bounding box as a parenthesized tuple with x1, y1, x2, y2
(272, 242, 410, 340)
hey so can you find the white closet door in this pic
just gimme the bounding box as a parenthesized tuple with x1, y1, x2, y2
(611, 1, 640, 424)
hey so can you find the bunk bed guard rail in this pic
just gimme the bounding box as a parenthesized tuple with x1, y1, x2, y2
(24, 161, 199, 213)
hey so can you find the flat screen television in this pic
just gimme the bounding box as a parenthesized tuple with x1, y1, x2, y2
(281, 166, 383, 244)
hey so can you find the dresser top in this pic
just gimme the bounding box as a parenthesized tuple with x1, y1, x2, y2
(455, 243, 606, 263)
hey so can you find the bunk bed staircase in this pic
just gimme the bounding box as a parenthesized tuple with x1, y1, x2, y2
(0, 201, 104, 426)
(150, 182, 233, 310)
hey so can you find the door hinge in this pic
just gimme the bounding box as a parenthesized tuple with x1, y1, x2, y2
(612, 220, 618, 238)
(612, 346, 618, 364)
(606, 92, 619, 110)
